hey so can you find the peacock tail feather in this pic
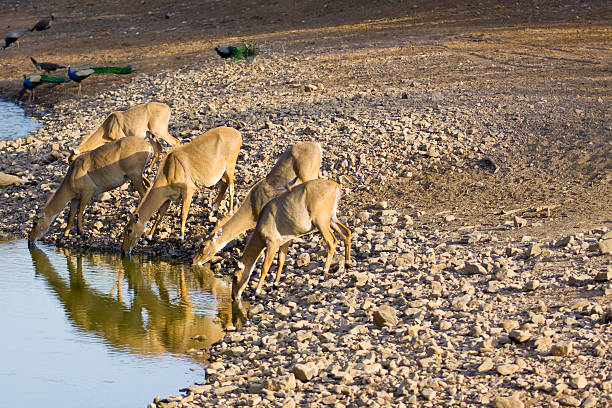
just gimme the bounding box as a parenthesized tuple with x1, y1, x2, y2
(232, 41, 259, 61)
(40, 74, 70, 83)
(92, 65, 134, 74)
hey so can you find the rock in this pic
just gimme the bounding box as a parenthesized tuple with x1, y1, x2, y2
(605, 305, 612, 323)
(292, 362, 319, 382)
(349, 272, 369, 286)
(568, 275, 591, 287)
(451, 294, 472, 311)
(557, 235, 575, 247)
(582, 396, 597, 408)
(374, 201, 388, 210)
(304, 84, 318, 92)
(524, 243, 542, 258)
(524, 280, 540, 291)
(478, 358, 494, 373)
(248, 304, 264, 318)
(560, 396, 582, 407)
(262, 373, 296, 391)
(509, 330, 531, 343)
(595, 269, 612, 282)
(380, 215, 398, 225)
(463, 262, 487, 275)
(421, 387, 436, 401)
(501, 320, 519, 330)
(275, 305, 291, 319)
(513, 216, 527, 228)
(569, 374, 587, 389)
(99, 192, 112, 201)
(493, 394, 525, 408)
(598, 239, 612, 254)
(373, 305, 399, 327)
(296, 252, 310, 267)
(551, 342, 573, 356)
(496, 364, 519, 376)
(0, 172, 22, 186)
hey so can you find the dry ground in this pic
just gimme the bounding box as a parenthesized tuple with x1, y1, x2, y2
(1, 0, 610, 236)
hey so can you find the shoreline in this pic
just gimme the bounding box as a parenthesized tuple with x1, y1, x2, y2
(0, 1, 610, 406)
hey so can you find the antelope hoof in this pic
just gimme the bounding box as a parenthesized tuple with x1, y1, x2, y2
(179, 235, 185, 241)
(146, 234, 153, 240)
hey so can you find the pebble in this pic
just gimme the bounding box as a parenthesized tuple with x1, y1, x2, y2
(373, 305, 399, 327)
(493, 394, 525, 408)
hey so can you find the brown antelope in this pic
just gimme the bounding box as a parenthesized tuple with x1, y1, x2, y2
(121, 126, 242, 255)
(231, 179, 352, 301)
(192, 141, 322, 265)
(69, 101, 179, 167)
(28, 136, 160, 246)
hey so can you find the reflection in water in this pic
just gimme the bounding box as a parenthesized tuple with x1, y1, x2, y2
(1, 240, 249, 408)
(28, 246, 247, 357)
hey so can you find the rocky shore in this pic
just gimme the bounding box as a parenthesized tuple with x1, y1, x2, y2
(0, 14, 610, 407)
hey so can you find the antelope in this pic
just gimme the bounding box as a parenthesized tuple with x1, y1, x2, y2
(28, 136, 160, 247)
(231, 179, 352, 301)
(69, 101, 179, 168)
(121, 126, 242, 255)
(192, 141, 322, 265)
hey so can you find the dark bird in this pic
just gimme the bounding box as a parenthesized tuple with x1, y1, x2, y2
(68, 65, 135, 96)
(18, 73, 69, 101)
(67, 65, 94, 96)
(30, 14, 55, 32)
(30, 56, 66, 73)
(214, 41, 258, 62)
(2, 28, 28, 50)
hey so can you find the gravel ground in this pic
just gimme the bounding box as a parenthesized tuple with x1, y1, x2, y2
(0, 1, 610, 407)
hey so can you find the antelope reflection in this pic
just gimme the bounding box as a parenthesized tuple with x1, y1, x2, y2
(28, 246, 246, 357)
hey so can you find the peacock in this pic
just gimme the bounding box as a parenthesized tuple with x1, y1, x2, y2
(18, 73, 69, 101)
(2, 28, 28, 50)
(30, 56, 66, 73)
(214, 41, 258, 62)
(30, 14, 54, 32)
(67, 65, 134, 96)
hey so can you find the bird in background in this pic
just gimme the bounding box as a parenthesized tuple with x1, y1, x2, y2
(30, 56, 66, 73)
(30, 14, 55, 32)
(214, 41, 258, 62)
(2, 28, 28, 50)
(18, 73, 69, 101)
(68, 64, 135, 96)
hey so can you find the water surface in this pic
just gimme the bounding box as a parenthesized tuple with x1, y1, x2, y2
(0, 240, 244, 408)
(0, 100, 40, 140)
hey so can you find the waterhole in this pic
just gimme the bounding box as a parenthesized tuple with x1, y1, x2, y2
(0, 100, 40, 140)
(0, 240, 245, 408)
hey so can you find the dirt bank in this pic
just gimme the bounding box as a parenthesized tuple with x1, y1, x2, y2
(0, 1, 610, 407)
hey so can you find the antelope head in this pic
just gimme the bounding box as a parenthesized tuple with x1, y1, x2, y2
(28, 212, 52, 247)
(192, 228, 224, 266)
(121, 213, 145, 256)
